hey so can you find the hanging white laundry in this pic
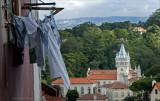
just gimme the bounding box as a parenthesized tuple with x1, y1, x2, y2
(47, 12, 70, 89)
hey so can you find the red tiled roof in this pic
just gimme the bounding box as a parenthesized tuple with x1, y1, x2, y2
(155, 83, 160, 91)
(129, 77, 144, 82)
(52, 78, 96, 84)
(42, 90, 65, 101)
(133, 27, 147, 32)
(77, 94, 107, 100)
(87, 74, 117, 80)
(102, 82, 129, 89)
(129, 70, 136, 74)
(43, 93, 65, 101)
(88, 70, 117, 75)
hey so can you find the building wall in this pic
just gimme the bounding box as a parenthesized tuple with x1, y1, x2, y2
(94, 80, 117, 86)
(0, 0, 36, 101)
(93, 79, 117, 93)
(33, 64, 42, 101)
(0, 0, 5, 100)
(102, 87, 133, 101)
(151, 86, 160, 101)
(52, 83, 97, 97)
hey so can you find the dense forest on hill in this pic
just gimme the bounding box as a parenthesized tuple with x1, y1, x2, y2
(42, 9, 160, 84)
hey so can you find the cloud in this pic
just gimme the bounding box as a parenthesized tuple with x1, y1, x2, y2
(38, 0, 160, 20)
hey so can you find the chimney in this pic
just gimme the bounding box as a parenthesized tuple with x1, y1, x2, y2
(152, 80, 156, 87)
(87, 67, 91, 76)
(94, 94, 97, 101)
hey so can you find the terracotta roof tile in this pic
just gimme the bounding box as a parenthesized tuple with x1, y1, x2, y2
(52, 78, 96, 84)
(42, 90, 65, 101)
(77, 94, 107, 100)
(102, 82, 129, 89)
(87, 74, 117, 80)
(133, 27, 147, 32)
(129, 70, 136, 74)
(129, 77, 144, 82)
(88, 70, 117, 75)
(155, 82, 160, 91)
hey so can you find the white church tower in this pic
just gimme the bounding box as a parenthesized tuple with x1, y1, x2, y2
(115, 43, 131, 84)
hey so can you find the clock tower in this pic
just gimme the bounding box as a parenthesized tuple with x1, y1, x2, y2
(115, 43, 131, 84)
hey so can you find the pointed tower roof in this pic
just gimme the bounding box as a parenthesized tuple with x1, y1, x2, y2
(119, 43, 126, 55)
(116, 43, 130, 58)
(134, 66, 137, 71)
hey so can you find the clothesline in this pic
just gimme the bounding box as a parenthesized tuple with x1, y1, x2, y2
(22, 6, 64, 15)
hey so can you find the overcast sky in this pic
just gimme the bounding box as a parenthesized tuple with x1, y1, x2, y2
(39, 0, 160, 20)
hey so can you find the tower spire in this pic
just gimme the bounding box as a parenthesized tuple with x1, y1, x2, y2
(116, 43, 129, 58)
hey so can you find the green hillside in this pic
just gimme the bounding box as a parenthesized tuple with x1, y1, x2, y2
(42, 8, 160, 84)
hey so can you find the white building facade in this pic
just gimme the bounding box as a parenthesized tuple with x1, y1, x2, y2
(51, 78, 97, 97)
(150, 81, 160, 101)
(102, 82, 133, 101)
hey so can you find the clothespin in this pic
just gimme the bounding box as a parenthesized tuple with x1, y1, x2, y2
(29, 6, 32, 12)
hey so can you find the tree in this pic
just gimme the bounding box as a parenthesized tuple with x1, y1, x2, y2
(145, 65, 160, 77)
(130, 77, 153, 101)
(154, 73, 160, 82)
(145, 8, 160, 27)
(66, 90, 79, 101)
(124, 96, 136, 101)
(114, 28, 128, 39)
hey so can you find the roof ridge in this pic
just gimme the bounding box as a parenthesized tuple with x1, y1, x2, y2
(112, 82, 117, 88)
(86, 77, 95, 84)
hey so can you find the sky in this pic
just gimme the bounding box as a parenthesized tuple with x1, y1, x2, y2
(39, 0, 160, 20)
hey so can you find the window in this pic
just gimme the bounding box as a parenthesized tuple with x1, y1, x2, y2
(98, 82, 101, 87)
(127, 92, 130, 96)
(74, 87, 77, 91)
(98, 89, 101, 93)
(155, 89, 158, 94)
(121, 92, 124, 97)
(4, 0, 19, 21)
(81, 87, 84, 95)
(61, 87, 64, 95)
(120, 62, 124, 65)
(103, 81, 106, 85)
(88, 87, 91, 94)
(115, 92, 118, 97)
(116, 62, 119, 65)
(103, 90, 105, 95)
(125, 62, 128, 65)
(109, 81, 111, 84)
